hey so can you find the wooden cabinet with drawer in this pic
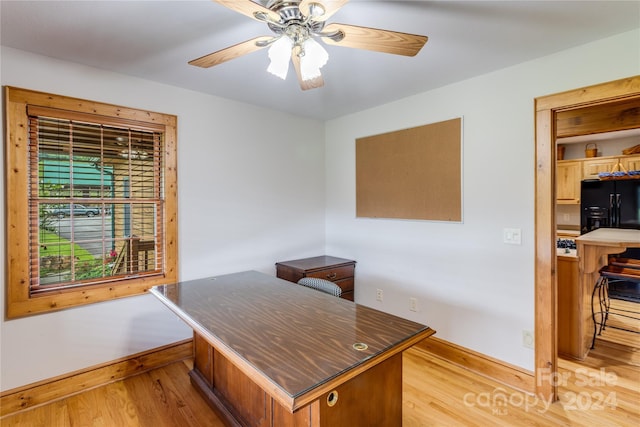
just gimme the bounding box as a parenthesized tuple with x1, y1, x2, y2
(275, 255, 356, 301)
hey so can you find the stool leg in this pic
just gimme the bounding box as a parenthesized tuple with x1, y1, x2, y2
(591, 276, 613, 349)
(601, 278, 610, 331)
(591, 276, 606, 349)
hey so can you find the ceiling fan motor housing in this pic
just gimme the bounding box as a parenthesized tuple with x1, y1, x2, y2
(265, 1, 326, 36)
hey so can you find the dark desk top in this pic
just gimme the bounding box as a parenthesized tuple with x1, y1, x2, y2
(151, 271, 434, 410)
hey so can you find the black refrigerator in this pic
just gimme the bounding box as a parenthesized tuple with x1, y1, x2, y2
(580, 179, 640, 234)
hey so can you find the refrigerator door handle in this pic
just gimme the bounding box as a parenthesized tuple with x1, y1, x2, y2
(609, 193, 617, 227)
(616, 193, 622, 227)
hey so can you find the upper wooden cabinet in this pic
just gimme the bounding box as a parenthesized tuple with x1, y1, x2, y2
(583, 154, 640, 179)
(582, 157, 620, 179)
(557, 160, 582, 204)
(621, 154, 640, 172)
(558, 154, 640, 203)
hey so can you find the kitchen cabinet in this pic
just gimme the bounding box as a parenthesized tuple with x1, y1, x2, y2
(620, 154, 640, 172)
(583, 154, 640, 179)
(582, 156, 620, 179)
(556, 161, 582, 204)
(275, 256, 356, 301)
(557, 254, 580, 359)
(557, 155, 640, 204)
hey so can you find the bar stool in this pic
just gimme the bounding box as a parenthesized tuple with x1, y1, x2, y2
(590, 258, 640, 349)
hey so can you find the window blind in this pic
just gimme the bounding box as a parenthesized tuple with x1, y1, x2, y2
(29, 115, 165, 293)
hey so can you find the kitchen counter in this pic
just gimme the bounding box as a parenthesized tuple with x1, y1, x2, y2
(576, 229, 640, 276)
(557, 248, 577, 258)
(575, 228, 640, 246)
(571, 228, 640, 359)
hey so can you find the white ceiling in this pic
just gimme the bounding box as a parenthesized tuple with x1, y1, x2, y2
(1, 0, 638, 120)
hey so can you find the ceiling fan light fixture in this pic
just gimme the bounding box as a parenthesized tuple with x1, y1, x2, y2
(267, 36, 293, 79)
(300, 37, 328, 81)
(307, 2, 326, 18)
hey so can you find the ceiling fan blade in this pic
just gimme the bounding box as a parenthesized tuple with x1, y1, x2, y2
(299, 0, 348, 22)
(321, 23, 428, 57)
(212, 0, 280, 22)
(189, 36, 273, 68)
(291, 48, 325, 91)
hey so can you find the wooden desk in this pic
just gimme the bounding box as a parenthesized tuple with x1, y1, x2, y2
(574, 228, 640, 359)
(151, 271, 434, 427)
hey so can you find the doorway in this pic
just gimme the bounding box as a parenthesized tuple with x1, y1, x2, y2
(534, 75, 640, 401)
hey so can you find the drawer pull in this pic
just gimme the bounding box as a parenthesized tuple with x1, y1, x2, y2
(327, 390, 338, 407)
(326, 272, 337, 280)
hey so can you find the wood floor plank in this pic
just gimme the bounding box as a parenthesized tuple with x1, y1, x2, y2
(65, 381, 136, 427)
(144, 360, 226, 427)
(0, 398, 70, 427)
(123, 371, 181, 427)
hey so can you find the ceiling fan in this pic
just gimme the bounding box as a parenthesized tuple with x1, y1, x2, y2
(189, 0, 428, 90)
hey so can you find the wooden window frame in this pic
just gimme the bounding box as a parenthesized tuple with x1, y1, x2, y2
(4, 87, 178, 318)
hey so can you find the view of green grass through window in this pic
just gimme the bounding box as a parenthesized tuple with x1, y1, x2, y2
(31, 116, 164, 293)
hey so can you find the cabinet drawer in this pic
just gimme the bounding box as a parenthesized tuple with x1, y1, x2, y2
(307, 265, 354, 282)
(341, 290, 354, 302)
(334, 277, 354, 293)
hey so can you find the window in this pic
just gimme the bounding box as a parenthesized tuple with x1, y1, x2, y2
(5, 87, 178, 318)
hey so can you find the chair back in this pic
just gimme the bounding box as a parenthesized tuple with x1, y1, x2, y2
(297, 277, 342, 297)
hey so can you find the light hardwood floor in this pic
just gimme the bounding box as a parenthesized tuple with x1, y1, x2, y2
(403, 298, 637, 426)
(3, 302, 638, 427)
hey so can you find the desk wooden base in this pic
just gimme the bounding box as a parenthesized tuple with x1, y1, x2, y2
(192, 333, 402, 427)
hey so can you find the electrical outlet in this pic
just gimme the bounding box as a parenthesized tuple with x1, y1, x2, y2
(563, 213, 571, 222)
(409, 297, 418, 312)
(522, 330, 534, 349)
(376, 288, 383, 302)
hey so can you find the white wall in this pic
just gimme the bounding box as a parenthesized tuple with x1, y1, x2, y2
(325, 29, 640, 370)
(0, 47, 326, 391)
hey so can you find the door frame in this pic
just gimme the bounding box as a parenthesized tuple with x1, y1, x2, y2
(534, 75, 640, 400)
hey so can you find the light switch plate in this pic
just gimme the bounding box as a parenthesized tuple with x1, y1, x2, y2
(503, 228, 522, 245)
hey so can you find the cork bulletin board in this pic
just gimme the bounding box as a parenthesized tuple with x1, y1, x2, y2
(356, 118, 462, 221)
